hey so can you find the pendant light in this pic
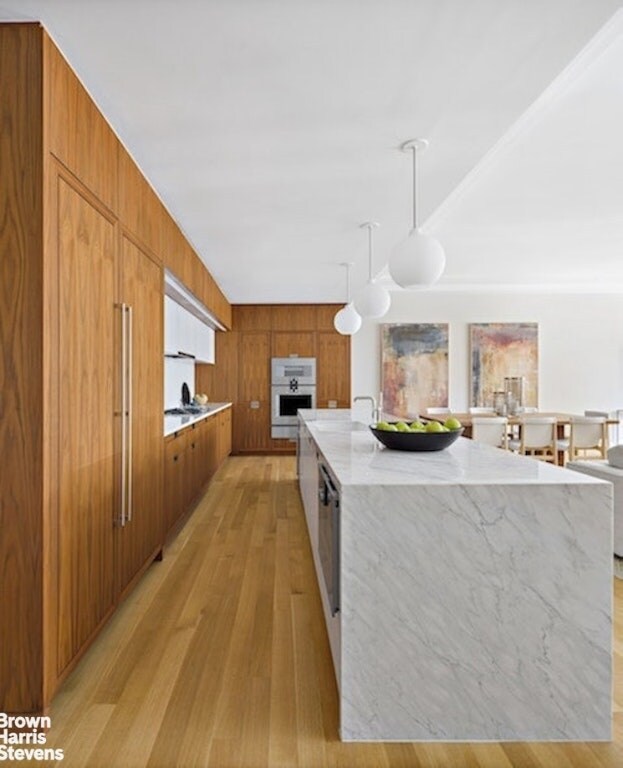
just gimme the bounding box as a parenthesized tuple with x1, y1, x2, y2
(354, 222, 391, 319)
(334, 262, 362, 335)
(388, 138, 445, 288)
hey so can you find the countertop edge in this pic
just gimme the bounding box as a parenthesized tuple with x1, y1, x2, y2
(164, 402, 232, 438)
(299, 409, 612, 489)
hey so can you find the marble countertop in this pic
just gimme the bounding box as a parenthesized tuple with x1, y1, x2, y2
(299, 409, 607, 488)
(164, 402, 232, 438)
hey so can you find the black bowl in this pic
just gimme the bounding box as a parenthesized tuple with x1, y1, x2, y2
(369, 424, 464, 451)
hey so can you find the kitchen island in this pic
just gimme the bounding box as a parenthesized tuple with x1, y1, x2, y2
(297, 409, 613, 742)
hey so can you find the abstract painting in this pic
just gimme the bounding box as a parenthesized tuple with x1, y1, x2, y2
(470, 323, 538, 408)
(381, 324, 449, 420)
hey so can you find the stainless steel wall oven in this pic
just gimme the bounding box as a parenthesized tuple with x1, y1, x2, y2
(271, 357, 316, 439)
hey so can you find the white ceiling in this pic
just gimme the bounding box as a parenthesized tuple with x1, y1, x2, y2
(2, 0, 622, 302)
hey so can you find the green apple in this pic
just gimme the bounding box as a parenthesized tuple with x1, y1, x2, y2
(376, 422, 398, 432)
(425, 420, 444, 433)
(409, 421, 425, 430)
(444, 416, 462, 430)
(396, 421, 411, 432)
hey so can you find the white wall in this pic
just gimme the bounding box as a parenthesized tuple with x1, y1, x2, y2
(351, 290, 623, 417)
(164, 357, 195, 410)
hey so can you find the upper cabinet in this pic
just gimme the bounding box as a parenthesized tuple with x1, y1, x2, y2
(165, 296, 215, 364)
(118, 146, 163, 261)
(192, 315, 215, 364)
(164, 295, 185, 357)
(44, 34, 119, 212)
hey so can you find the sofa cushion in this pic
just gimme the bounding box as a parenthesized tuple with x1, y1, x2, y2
(608, 444, 623, 468)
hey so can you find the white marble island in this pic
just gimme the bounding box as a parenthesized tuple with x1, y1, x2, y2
(297, 409, 613, 742)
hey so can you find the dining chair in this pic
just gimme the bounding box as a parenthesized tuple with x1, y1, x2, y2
(471, 417, 508, 449)
(469, 407, 496, 414)
(426, 407, 450, 415)
(508, 416, 558, 464)
(585, 410, 616, 445)
(557, 416, 608, 462)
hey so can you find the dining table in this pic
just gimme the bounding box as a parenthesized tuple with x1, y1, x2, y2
(422, 411, 619, 464)
(423, 411, 616, 433)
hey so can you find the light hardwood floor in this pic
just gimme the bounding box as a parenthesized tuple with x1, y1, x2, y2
(40, 456, 623, 767)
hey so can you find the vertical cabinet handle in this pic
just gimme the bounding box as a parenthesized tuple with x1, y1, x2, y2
(126, 305, 133, 523)
(119, 303, 127, 527)
(117, 303, 133, 527)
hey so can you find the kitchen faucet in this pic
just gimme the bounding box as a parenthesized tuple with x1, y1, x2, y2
(353, 395, 380, 424)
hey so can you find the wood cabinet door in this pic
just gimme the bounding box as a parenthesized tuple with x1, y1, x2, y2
(164, 432, 187, 534)
(316, 332, 351, 408)
(219, 409, 232, 461)
(239, 332, 270, 400)
(233, 402, 270, 453)
(45, 34, 118, 212)
(205, 417, 219, 480)
(118, 147, 162, 261)
(187, 423, 203, 503)
(114, 234, 164, 595)
(236, 332, 270, 451)
(271, 304, 316, 330)
(57, 176, 116, 674)
(271, 331, 315, 358)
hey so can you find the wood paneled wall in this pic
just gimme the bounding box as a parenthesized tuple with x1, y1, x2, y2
(196, 304, 351, 454)
(1, 21, 232, 714)
(0, 22, 45, 715)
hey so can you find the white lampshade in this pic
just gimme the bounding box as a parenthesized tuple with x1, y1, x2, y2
(354, 281, 391, 318)
(388, 228, 445, 288)
(334, 302, 362, 335)
(354, 220, 391, 318)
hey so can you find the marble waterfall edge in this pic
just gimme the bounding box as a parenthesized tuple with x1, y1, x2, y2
(298, 410, 613, 742)
(340, 482, 612, 741)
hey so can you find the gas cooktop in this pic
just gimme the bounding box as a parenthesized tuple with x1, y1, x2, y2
(165, 406, 204, 416)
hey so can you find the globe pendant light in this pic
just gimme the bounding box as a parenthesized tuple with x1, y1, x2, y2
(354, 221, 391, 319)
(334, 262, 362, 335)
(388, 138, 446, 288)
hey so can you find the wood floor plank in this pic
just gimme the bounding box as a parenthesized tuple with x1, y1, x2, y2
(36, 456, 623, 767)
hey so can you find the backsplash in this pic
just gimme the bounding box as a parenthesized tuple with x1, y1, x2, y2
(164, 358, 195, 410)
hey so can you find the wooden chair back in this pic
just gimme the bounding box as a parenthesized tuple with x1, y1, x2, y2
(520, 416, 558, 464)
(570, 416, 607, 460)
(471, 417, 508, 449)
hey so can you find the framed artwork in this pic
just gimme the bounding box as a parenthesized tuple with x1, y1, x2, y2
(381, 323, 449, 420)
(470, 323, 538, 408)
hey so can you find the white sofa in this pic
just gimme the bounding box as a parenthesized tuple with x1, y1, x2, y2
(567, 459, 623, 557)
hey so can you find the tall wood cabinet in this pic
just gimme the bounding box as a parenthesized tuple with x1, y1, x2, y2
(56, 175, 117, 674)
(114, 233, 164, 597)
(236, 332, 271, 452)
(48, 115, 166, 693)
(0, 23, 229, 714)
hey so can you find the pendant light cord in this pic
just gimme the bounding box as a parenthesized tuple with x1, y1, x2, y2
(411, 145, 419, 230)
(346, 263, 351, 303)
(368, 225, 373, 280)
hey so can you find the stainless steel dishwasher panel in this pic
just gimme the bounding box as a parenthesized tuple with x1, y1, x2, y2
(318, 462, 340, 617)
